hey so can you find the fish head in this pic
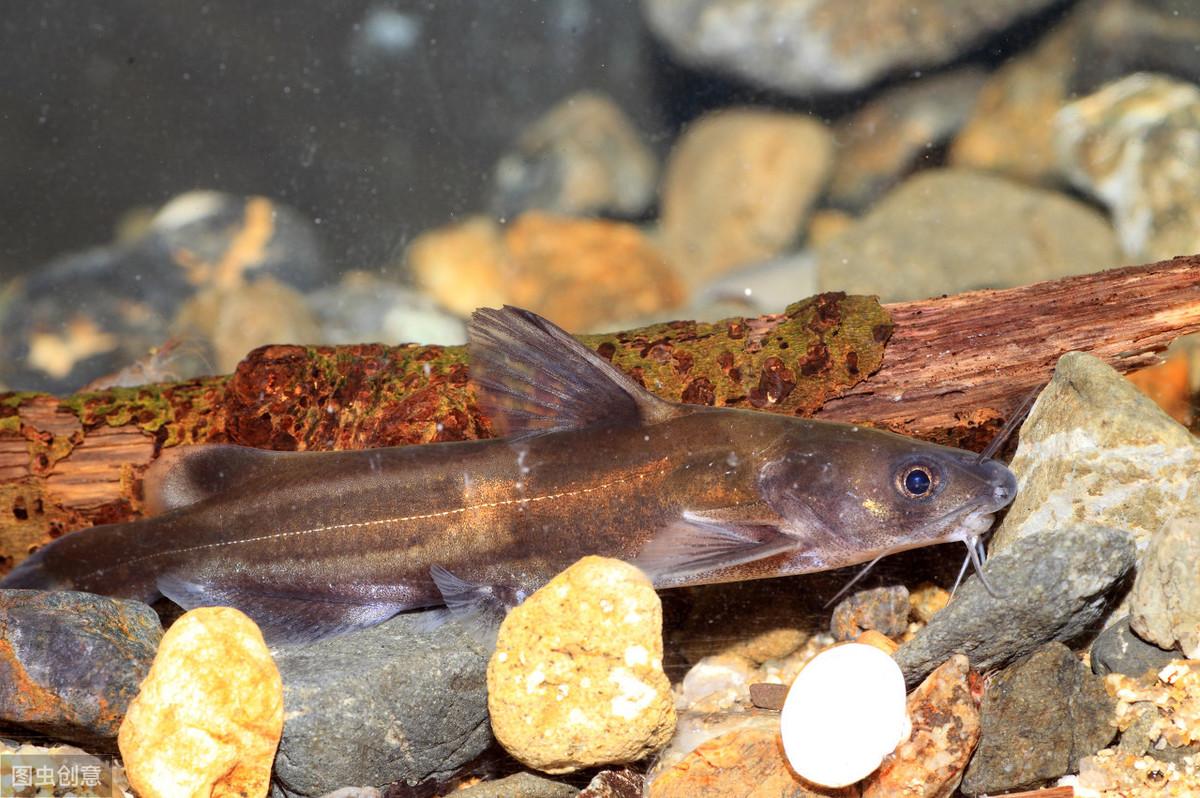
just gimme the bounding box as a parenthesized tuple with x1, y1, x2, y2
(758, 423, 1017, 571)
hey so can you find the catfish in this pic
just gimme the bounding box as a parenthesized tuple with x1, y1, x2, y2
(2, 306, 1017, 644)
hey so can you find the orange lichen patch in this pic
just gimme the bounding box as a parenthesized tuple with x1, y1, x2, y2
(647, 726, 855, 798)
(1127, 353, 1193, 427)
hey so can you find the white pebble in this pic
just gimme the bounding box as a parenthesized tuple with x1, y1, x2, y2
(779, 642, 909, 788)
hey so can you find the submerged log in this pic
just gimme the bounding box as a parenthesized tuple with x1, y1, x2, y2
(1, 257, 1198, 571)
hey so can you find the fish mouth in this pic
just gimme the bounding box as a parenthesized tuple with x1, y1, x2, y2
(956, 506, 997, 538)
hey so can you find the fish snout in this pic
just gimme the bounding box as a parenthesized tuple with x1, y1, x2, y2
(982, 459, 1018, 509)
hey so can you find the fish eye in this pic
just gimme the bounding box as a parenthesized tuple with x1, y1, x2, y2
(897, 465, 935, 499)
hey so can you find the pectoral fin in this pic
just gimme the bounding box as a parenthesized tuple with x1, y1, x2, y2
(156, 572, 417, 646)
(632, 511, 798, 585)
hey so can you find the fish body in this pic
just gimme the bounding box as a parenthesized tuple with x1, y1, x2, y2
(3, 307, 1017, 643)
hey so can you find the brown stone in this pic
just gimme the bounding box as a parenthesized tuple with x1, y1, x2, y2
(862, 654, 980, 798)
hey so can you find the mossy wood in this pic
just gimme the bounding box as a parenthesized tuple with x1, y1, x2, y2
(1, 258, 1198, 574)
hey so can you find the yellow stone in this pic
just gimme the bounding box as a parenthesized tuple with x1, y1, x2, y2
(118, 607, 283, 798)
(487, 556, 675, 773)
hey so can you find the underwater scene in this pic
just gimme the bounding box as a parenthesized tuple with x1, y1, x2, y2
(2, 1, 1200, 796)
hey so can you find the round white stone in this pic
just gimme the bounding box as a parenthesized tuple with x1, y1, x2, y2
(779, 642, 909, 788)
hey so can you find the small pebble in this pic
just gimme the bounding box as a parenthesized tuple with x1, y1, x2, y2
(118, 607, 283, 798)
(1091, 616, 1178, 678)
(831, 585, 910, 641)
(780, 643, 909, 788)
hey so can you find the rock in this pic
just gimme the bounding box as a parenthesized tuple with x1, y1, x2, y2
(659, 109, 833, 284)
(408, 212, 685, 331)
(686, 251, 819, 321)
(1107, 660, 1200, 757)
(647, 718, 852, 798)
(862, 654, 980, 798)
(173, 276, 322, 372)
(0, 590, 161, 745)
(1072, 0, 1200, 93)
(1057, 72, 1200, 262)
(830, 585, 910, 642)
(908, 584, 949, 625)
(678, 653, 757, 713)
(148, 191, 328, 293)
(118, 607, 283, 798)
(894, 526, 1136, 687)
(961, 642, 1116, 796)
(949, 11, 1082, 183)
(781, 642, 909, 788)
(307, 271, 466, 346)
(828, 69, 988, 211)
(749, 682, 788, 711)
(1130, 513, 1200, 657)
(1090, 616, 1179, 678)
(271, 613, 490, 798)
(579, 768, 644, 798)
(991, 352, 1200, 556)
(491, 91, 658, 219)
(487, 556, 675, 774)
(1076, 747, 1200, 795)
(454, 773, 578, 798)
(814, 169, 1121, 303)
(641, 0, 1059, 96)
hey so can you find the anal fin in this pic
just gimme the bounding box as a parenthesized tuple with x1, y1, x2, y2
(156, 572, 417, 647)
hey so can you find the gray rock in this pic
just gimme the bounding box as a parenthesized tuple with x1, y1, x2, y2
(961, 642, 1117, 796)
(991, 352, 1200, 556)
(491, 92, 658, 220)
(1130, 512, 1200, 657)
(814, 169, 1121, 303)
(894, 526, 1136, 687)
(270, 613, 491, 798)
(0, 590, 161, 744)
(306, 271, 466, 347)
(830, 585, 909, 641)
(829, 68, 989, 211)
(642, 0, 1059, 96)
(454, 772, 578, 798)
(1057, 72, 1200, 261)
(1091, 616, 1178, 678)
(1072, 0, 1200, 94)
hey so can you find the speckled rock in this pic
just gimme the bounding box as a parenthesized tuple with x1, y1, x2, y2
(1107, 660, 1200, 760)
(1091, 616, 1178, 678)
(829, 69, 987, 211)
(1057, 73, 1200, 261)
(659, 109, 833, 284)
(579, 768, 644, 798)
(894, 526, 1136, 687)
(862, 654, 980, 798)
(453, 772, 578, 798)
(408, 212, 685, 331)
(271, 613, 490, 798)
(815, 169, 1121, 303)
(1130, 512, 1200, 657)
(491, 91, 658, 219)
(830, 585, 909, 642)
(961, 643, 1116, 796)
(641, 0, 1059, 96)
(118, 607, 283, 798)
(488, 556, 675, 774)
(0, 591, 160, 744)
(991, 352, 1200, 556)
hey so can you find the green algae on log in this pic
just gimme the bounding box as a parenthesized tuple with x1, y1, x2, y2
(1, 257, 1199, 576)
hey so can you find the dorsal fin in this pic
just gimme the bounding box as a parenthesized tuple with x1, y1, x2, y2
(143, 444, 293, 515)
(467, 306, 681, 436)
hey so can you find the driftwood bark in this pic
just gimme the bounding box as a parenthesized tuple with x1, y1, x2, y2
(1, 257, 1198, 572)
